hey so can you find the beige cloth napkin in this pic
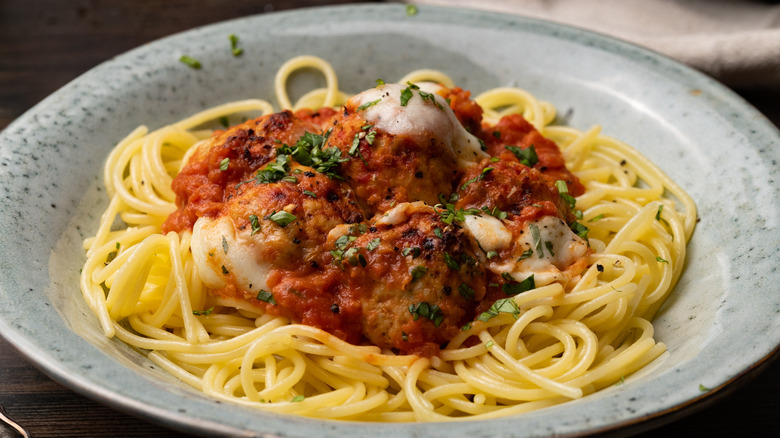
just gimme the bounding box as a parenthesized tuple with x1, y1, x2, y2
(408, 0, 780, 88)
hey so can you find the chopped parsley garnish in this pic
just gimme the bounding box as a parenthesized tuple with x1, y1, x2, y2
(486, 250, 498, 259)
(291, 395, 305, 402)
(375, 79, 385, 87)
(406, 4, 419, 16)
(589, 214, 605, 222)
(256, 289, 277, 305)
(410, 265, 428, 281)
(460, 166, 494, 190)
(302, 189, 317, 198)
(485, 340, 494, 348)
(501, 272, 535, 296)
(555, 179, 577, 211)
(221, 265, 229, 275)
(570, 221, 590, 240)
(656, 204, 664, 221)
(477, 297, 520, 322)
(267, 210, 297, 227)
(192, 307, 214, 316)
(529, 223, 544, 257)
(179, 55, 201, 69)
(418, 90, 445, 110)
(365, 129, 376, 145)
(656, 256, 669, 263)
(544, 241, 555, 257)
(436, 203, 481, 225)
(357, 98, 381, 111)
(229, 34, 243, 56)
(248, 154, 291, 185)
(249, 214, 261, 235)
(219, 116, 229, 128)
(518, 249, 533, 261)
(408, 302, 443, 327)
(400, 83, 417, 106)
(277, 131, 348, 180)
(492, 131, 501, 139)
(698, 384, 710, 392)
(402, 247, 422, 258)
(366, 238, 381, 251)
(458, 283, 475, 300)
(481, 205, 508, 220)
(444, 253, 461, 271)
(222, 235, 229, 254)
(506, 144, 538, 167)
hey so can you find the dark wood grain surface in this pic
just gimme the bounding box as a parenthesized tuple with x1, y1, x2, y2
(1, 1, 778, 437)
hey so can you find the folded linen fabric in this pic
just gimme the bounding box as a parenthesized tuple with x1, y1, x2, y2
(407, 0, 780, 88)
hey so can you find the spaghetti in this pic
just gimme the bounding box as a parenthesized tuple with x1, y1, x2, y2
(80, 55, 696, 421)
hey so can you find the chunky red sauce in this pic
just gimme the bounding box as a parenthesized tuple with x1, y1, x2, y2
(166, 84, 586, 356)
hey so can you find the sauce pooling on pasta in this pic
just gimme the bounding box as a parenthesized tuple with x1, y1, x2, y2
(163, 83, 588, 356)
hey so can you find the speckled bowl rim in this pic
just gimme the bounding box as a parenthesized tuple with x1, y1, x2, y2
(0, 4, 778, 437)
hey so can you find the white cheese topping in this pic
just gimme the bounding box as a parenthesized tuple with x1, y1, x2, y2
(191, 216, 271, 293)
(465, 215, 588, 287)
(462, 214, 513, 252)
(349, 83, 488, 168)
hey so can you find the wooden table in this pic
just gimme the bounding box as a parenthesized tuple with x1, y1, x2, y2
(1, 1, 778, 436)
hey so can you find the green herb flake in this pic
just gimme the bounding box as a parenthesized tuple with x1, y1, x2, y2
(291, 395, 305, 402)
(656, 256, 669, 264)
(699, 384, 710, 392)
(222, 235, 229, 254)
(477, 297, 520, 322)
(501, 273, 535, 296)
(221, 265, 229, 275)
(219, 116, 229, 128)
(485, 340, 494, 348)
(589, 214, 605, 222)
(400, 86, 415, 106)
(408, 302, 443, 327)
(402, 247, 422, 258)
(656, 204, 664, 221)
(458, 283, 475, 300)
(410, 265, 428, 281)
(518, 249, 533, 261)
(268, 211, 297, 227)
(505, 144, 538, 167)
(302, 189, 317, 198)
(179, 55, 201, 69)
(366, 238, 381, 251)
(530, 223, 543, 257)
(193, 307, 214, 316)
(486, 250, 498, 259)
(228, 34, 243, 56)
(256, 289, 277, 305)
(614, 375, 625, 386)
(375, 78, 385, 87)
(444, 253, 461, 271)
(357, 98, 381, 112)
(249, 214, 261, 235)
(544, 241, 555, 257)
(570, 221, 590, 240)
(460, 166, 494, 190)
(433, 227, 443, 239)
(492, 131, 501, 139)
(406, 4, 419, 16)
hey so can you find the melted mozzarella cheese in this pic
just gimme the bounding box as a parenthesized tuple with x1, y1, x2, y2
(350, 83, 488, 168)
(462, 214, 513, 252)
(191, 216, 271, 294)
(374, 201, 430, 226)
(464, 215, 588, 287)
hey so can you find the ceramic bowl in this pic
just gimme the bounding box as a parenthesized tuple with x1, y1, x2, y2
(0, 4, 778, 437)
